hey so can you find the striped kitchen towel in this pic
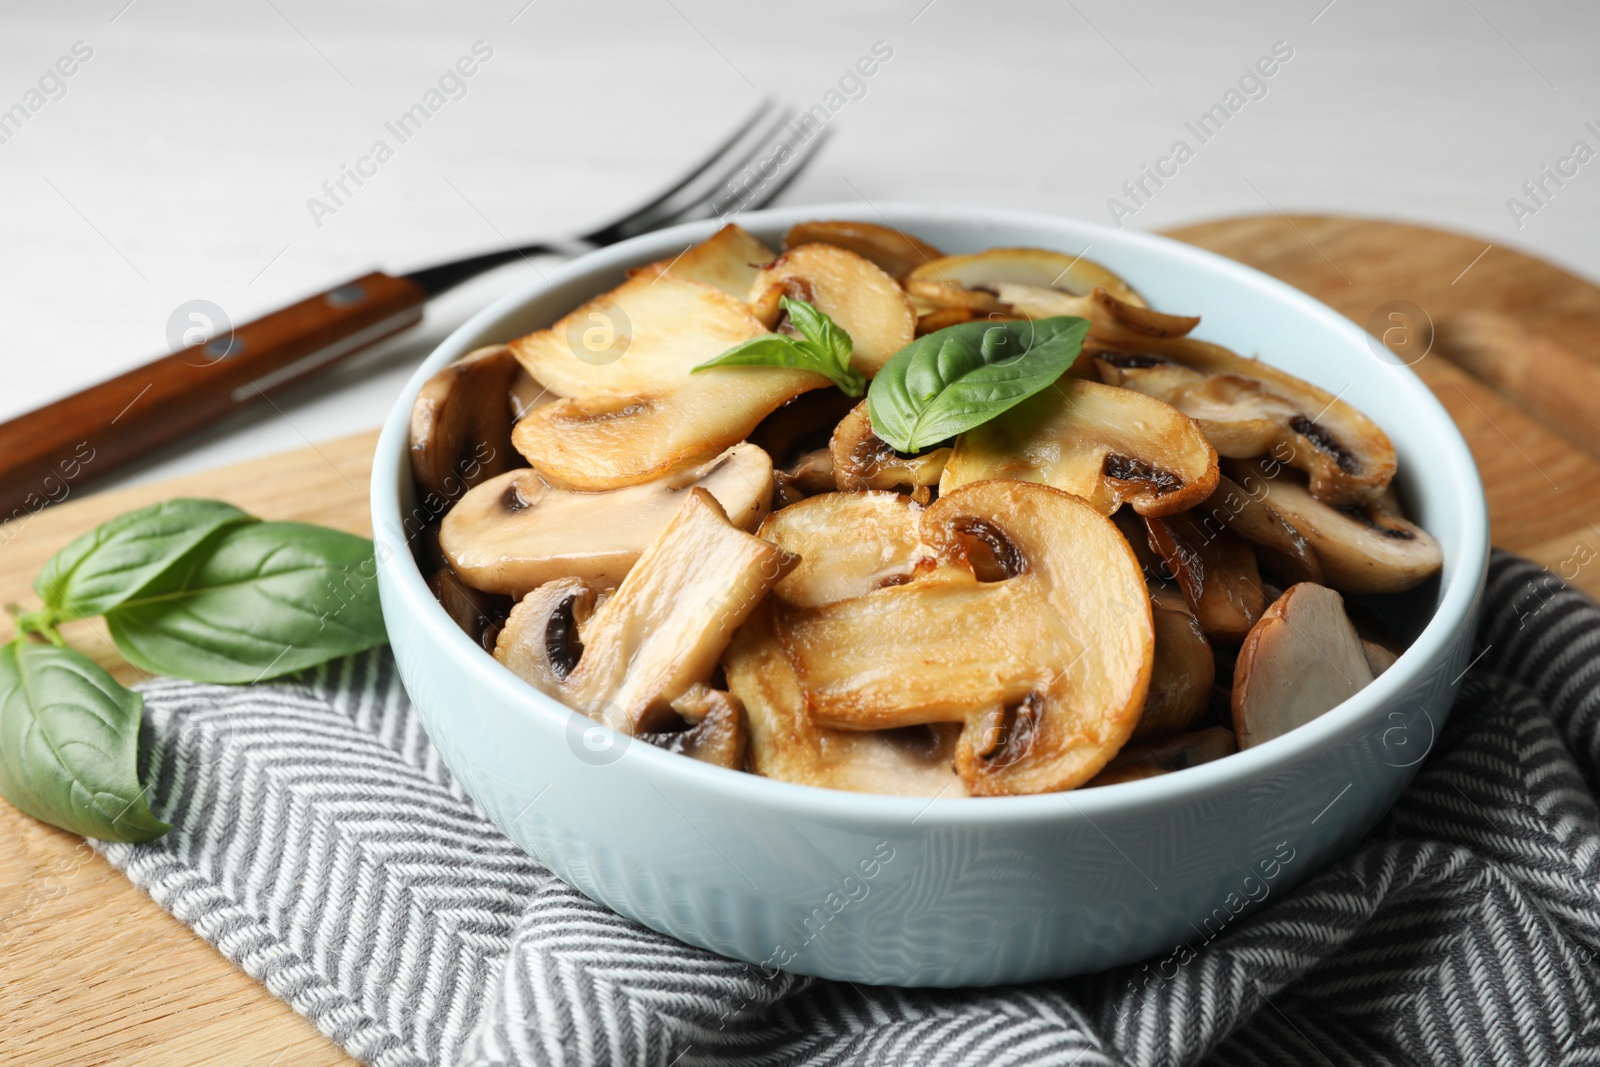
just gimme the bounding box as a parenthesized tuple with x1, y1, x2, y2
(95, 550, 1600, 1066)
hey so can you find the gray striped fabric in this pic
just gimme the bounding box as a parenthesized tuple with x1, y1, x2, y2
(95, 550, 1600, 1066)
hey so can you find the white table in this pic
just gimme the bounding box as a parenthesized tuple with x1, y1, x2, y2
(4, 0, 1597, 490)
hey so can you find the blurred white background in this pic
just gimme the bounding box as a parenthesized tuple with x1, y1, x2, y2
(3, 0, 1597, 489)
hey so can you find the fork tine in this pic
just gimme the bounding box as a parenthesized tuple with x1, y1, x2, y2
(721, 124, 832, 217)
(605, 105, 797, 241)
(579, 98, 776, 244)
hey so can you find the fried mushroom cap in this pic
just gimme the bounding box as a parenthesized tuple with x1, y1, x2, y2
(410, 344, 521, 505)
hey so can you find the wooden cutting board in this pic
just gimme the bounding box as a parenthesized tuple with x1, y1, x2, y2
(4, 216, 1600, 1067)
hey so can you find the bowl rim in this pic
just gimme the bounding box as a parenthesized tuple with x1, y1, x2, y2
(372, 200, 1490, 827)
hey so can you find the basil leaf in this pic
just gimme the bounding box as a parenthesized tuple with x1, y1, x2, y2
(35, 499, 256, 622)
(866, 316, 1089, 453)
(0, 640, 169, 842)
(692, 297, 866, 397)
(104, 522, 387, 684)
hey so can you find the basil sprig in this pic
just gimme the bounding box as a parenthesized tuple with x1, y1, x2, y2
(866, 316, 1089, 453)
(692, 296, 866, 397)
(2, 499, 389, 842)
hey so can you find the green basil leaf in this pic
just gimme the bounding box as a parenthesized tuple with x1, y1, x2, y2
(691, 298, 866, 397)
(35, 499, 257, 622)
(782, 296, 853, 380)
(103, 522, 387, 684)
(0, 640, 169, 842)
(866, 316, 1089, 453)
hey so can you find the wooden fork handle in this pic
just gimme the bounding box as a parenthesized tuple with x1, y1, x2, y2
(0, 271, 427, 522)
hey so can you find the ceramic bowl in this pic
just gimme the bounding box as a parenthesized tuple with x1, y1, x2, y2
(371, 203, 1488, 986)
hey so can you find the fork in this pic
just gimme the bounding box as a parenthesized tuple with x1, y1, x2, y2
(0, 101, 829, 518)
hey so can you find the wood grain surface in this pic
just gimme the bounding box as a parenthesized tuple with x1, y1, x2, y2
(3, 215, 1599, 1066)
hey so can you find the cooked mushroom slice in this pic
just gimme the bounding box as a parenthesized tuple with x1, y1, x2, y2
(748, 243, 916, 376)
(830, 399, 951, 496)
(1143, 513, 1267, 643)
(638, 683, 749, 770)
(495, 489, 794, 735)
(760, 491, 928, 609)
(509, 271, 822, 490)
(441, 442, 774, 596)
(725, 602, 969, 797)
(916, 307, 988, 335)
(410, 344, 520, 505)
(638, 223, 777, 301)
(428, 567, 511, 653)
(940, 379, 1218, 517)
(905, 247, 1145, 312)
(1189, 474, 1324, 586)
(784, 220, 943, 280)
(1135, 585, 1215, 739)
(1362, 638, 1399, 677)
(1229, 458, 1442, 595)
(777, 481, 1154, 795)
(1096, 338, 1397, 505)
(782, 449, 836, 495)
(1233, 583, 1374, 748)
(1085, 727, 1236, 786)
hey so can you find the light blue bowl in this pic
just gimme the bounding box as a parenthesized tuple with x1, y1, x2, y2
(371, 204, 1488, 986)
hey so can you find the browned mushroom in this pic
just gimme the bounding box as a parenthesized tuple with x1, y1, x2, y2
(510, 270, 822, 490)
(440, 442, 774, 596)
(1228, 458, 1442, 595)
(757, 480, 1154, 795)
(1189, 474, 1324, 586)
(639, 683, 749, 770)
(784, 219, 943, 280)
(410, 344, 522, 506)
(1232, 583, 1374, 748)
(904, 248, 1146, 311)
(635, 222, 777, 301)
(758, 490, 929, 609)
(1085, 727, 1237, 786)
(939, 379, 1219, 517)
(830, 399, 950, 497)
(1095, 339, 1397, 505)
(1135, 585, 1215, 739)
(748, 243, 916, 376)
(493, 489, 795, 735)
(1142, 512, 1267, 642)
(428, 566, 511, 653)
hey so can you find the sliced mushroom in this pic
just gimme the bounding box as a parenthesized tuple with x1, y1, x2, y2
(769, 480, 1154, 795)
(915, 306, 991, 336)
(410, 344, 520, 505)
(509, 270, 823, 489)
(724, 602, 969, 797)
(1085, 727, 1236, 786)
(1135, 585, 1215, 739)
(428, 566, 512, 653)
(904, 248, 1145, 311)
(1233, 582, 1374, 749)
(784, 219, 942, 280)
(759, 491, 929, 609)
(1190, 474, 1324, 586)
(494, 488, 795, 734)
(1095, 338, 1397, 505)
(939, 379, 1218, 517)
(639, 683, 749, 770)
(830, 399, 950, 496)
(1143, 513, 1267, 643)
(1228, 458, 1442, 595)
(782, 448, 836, 495)
(1362, 638, 1399, 677)
(440, 442, 774, 596)
(509, 367, 554, 420)
(748, 243, 916, 376)
(638, 223, 777, 301)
